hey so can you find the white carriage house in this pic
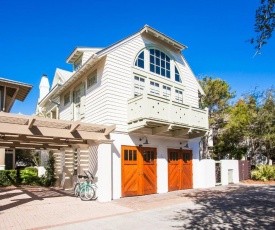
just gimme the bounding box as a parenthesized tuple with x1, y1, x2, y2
(36, 25, 209, 202)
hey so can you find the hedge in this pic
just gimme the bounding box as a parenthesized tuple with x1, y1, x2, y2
(0, 170, 17, 186)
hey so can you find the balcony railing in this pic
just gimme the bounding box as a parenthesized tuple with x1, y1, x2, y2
(128, 93, 208, 132)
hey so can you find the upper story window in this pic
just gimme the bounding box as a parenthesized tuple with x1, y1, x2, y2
(150, 81, 160, 95)
(64, 92, 70, 106)
(163, 85, 171, 98)
(74, 56, 82, 71)
(149, 49, 170, 78)
(175, 67, 182, 83)
(134, 76, 145, 96)
(175, 89, 183, 103)
(87, 70, 97, 88)
(135, 51, 144, 68)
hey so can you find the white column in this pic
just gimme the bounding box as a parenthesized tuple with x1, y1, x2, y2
(97, 141, 112, 202)
(0, 148, 5, 170)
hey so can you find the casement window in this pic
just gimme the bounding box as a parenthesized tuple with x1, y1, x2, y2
(149, 49, 170, 78)
(150, 81, 160, 95)
(163, 85, 171, 98)
(134, 76, 145, 96)
(64, 92, 70, 106)
(73, 56, 82, 71)
(73, 83, 86, 120)
(87, 70, 97, 88)
(175, 89, 183, 103)
(175, 66, 182, 83)
(134, 51, 144, 68)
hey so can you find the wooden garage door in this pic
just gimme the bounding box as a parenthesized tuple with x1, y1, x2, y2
(168, 149, 193, 191)
(121, 146, 157, 197)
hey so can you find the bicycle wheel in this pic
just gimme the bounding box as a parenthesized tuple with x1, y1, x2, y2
(74, 183, 80, 197)
(79, 185, 95, 201)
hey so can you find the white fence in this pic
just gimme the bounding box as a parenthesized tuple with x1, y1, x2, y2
(193, 159, 239, 189)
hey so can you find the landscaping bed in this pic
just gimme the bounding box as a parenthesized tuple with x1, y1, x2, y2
(241, 179, 275, 185)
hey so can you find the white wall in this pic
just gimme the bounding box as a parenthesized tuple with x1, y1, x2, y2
(110, 133, 200, 199)
(220, 160, 239, 185)
(193, 159, 216, 188)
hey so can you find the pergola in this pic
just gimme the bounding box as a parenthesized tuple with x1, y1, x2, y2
(0, 112, 115, 149)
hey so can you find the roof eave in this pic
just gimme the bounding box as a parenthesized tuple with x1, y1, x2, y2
(141, 25, 187, 51)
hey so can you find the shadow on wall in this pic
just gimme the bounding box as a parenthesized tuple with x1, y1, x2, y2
(88, 145, 98, 180)
(170, 185, 275, 229)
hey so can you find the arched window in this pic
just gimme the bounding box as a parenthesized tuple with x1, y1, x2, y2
(175, 66, 182, 82)
(135, 51, 144, 68)
(149, 49, 170, 78)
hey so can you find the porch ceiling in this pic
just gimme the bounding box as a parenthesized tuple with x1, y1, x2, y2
(128, 119, 207, 139)
(0, 112, 115, 149)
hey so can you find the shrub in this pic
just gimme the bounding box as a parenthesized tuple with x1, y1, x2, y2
(0, 170, 17, 186)
(20, 167, 40, 185)
(251, 165, 275, 182)
(41, 151, 56, 187)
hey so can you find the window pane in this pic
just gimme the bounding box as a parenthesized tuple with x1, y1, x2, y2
(140, 78, 145, 82)
(133, 150, 137, 161)
(156, 66, 160, 74)
(166, 56, 170, 62)
(150, 55, 154, 64)
(166, 70, 170, 78)
(138, 59, 144, 68)
(156, 50, 160, 57)
(161, 52, 165, 60)
(139, 51, 144, 59)
(150, 64, 154, 72)
(161, 68, 165, 76)
(161, 60, 165, 68)
(156, 58, 160, 66)
(129, 150, 132, 161)
(166, 62, 170, 70)
(124, 150, 128, 161)
(150, 49, 154, 55)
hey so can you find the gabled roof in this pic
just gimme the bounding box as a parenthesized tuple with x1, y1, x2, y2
(52, 68, 72, 89)
(66, 47, 103, 64)
(51, 25, 188, 98)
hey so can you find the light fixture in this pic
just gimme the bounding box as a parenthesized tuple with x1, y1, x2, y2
(180, 141, 189, 149)
(139, 137, 149, 145)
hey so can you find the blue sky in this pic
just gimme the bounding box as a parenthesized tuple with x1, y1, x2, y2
(1, 0, 274, 115)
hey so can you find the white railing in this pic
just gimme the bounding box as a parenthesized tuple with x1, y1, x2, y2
(128, 93, 208, 130)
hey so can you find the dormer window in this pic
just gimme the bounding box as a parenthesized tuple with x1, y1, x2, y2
(135, 51, 144, 68)
(87, 70, 97, 88)
(74, 56, 82, 71)
(149, 49, 170, 78)
(175, 67, 182, 82)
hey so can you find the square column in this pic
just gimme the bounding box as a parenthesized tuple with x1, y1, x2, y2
(97, 141, 112, 202)
(0, 148, 5, 170)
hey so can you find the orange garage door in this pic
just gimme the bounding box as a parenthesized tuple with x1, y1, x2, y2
(121, 146, 157, 197)
(168, 149, 193, 191)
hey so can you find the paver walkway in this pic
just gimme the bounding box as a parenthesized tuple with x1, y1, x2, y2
(1, 184, 274, 230)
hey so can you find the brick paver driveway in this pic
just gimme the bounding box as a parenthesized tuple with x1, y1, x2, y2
(0, 184, 274, 229)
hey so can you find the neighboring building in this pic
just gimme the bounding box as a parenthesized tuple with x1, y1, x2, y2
(36, 25, 209, 201)
(0, 78, 33, 170)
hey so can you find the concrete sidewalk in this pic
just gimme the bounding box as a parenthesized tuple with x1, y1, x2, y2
(1, 184, 273, 230)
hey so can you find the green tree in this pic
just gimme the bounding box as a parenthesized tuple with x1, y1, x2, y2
(199, 76, 235, 159)
(251, 0, 275, 54)
(218, 88, 275, 161)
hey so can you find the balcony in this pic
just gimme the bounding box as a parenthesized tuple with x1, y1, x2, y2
(128, 94, 208, 139)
